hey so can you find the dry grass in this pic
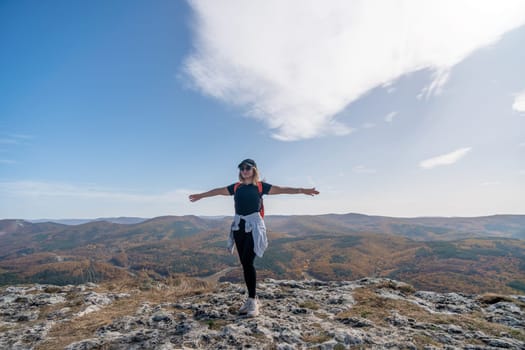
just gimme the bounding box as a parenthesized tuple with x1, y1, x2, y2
(410, 334, 441, 347)
(302, 330, 331, 344)
(374, 280, 416, 294)
(298, 300, 320, 310)
(336, 286, 525, 345)
(336, 287, 423, 324)
(36, 298, 135, 350)
(34, 276, 213, 350)
(0, 323, 14, 333)
(201, 319, 229, 331)
(477, 293, 525, 309)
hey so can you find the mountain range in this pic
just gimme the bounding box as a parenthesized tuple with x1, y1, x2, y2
(16, 213, 525, 240)
(0, 213, 524, 294)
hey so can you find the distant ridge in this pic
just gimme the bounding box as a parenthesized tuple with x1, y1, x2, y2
(28, 217, 149, 225)
(4, 212, 524, 240)
(265, 212, 525, 240)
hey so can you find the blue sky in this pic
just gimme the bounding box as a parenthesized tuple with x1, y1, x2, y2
(1, 0, 524, 219)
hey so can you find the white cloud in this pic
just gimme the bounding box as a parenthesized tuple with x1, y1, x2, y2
(0, 181, 212, 218)
(385, 112, 398, 123)
(513, 90, 525, 113)
(353, 165, 377, 174)
(419, 147, 472, 169)
(417, 69, 451, 100)
(1, 181, 154, 200)
(185, 0, 525, 141)
(382, 81, 397, 94)
(362, 123, 376, 129)
(0, 181, 196, 210)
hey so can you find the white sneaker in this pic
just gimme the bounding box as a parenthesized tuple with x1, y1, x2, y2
(246, 297, 259, 317)
(238, 298, 250, 315)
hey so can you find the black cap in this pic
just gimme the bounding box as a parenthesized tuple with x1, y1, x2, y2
(238, 159, 257, 168)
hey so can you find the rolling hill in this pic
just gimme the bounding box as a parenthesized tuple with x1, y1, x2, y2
(0, 214, 524, 294)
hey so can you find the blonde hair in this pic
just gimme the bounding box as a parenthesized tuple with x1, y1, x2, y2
(238, 166, 261, 185)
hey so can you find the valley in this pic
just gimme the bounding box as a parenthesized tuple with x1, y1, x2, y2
(1, 214, 524, 294)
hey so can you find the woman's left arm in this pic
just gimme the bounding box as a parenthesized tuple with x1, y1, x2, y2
(268, 185, 319, 196)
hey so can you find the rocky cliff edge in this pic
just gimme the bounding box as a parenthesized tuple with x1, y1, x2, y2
(1, 278, 524, 349)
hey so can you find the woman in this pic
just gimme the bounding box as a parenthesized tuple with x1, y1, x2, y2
(189, 159, 319, 317)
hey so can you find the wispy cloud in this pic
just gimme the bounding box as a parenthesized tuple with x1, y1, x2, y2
(185, 1, 525, 141)
(0, 181, 214, 218)
(0, 134, 31, 165)
(0, 181, 187, 202)
(0, 138, 19, 145)
(417, 69, 450, 100)
(0, 159, 16, 165)
(0, 134, 33, 145)
(419, 147, 472, 169)
(382, 81, 397, 94)
(385, 112, 398, 123)
(353, 165, 377, 174)
(513, 90, 525, 113)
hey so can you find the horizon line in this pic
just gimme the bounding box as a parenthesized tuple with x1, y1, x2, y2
(3, 211, 524, 224)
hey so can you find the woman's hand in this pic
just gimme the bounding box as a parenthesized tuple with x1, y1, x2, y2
(303, 188, 320, 196)
(189, 194, 202, 202)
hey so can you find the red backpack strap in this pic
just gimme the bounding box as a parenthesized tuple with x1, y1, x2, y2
(257, 182, 265, 218)
(233, 182, 242, 193)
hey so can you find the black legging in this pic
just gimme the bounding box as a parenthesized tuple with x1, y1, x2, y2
(233, 219, 257, 298)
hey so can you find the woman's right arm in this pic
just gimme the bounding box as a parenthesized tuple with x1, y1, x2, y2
(189, 187, 230, 202)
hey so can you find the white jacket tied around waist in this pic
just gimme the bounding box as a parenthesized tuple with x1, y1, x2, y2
(228, 212, 268, 258)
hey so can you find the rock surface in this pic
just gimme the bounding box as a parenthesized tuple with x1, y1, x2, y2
(1, 278, 524, 349)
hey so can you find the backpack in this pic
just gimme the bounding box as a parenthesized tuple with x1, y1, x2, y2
(233, 181, 265, 218)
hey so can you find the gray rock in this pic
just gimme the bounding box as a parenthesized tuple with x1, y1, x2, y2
(483, 337, 524, 349)
(331, 328, 366, 345)
(65, 338, 103, 350)
(487, 302, 523, 315)
(174, 320, 193, 335)
(447, 324, 464, 334)
(47, 306, 71, 320)
(487, 314, 524, 328)
(386, 311, 409, 327)
(485, 301, 525, 328)
(16, 311, 38, 322)
(151, 311, 173, 323)
(1, 279, 524, 350)
(83, 291, 112, 306)
(512, 295, 525, 303)
(337, 316, 373, 328)
(31, 293, 66, 306)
